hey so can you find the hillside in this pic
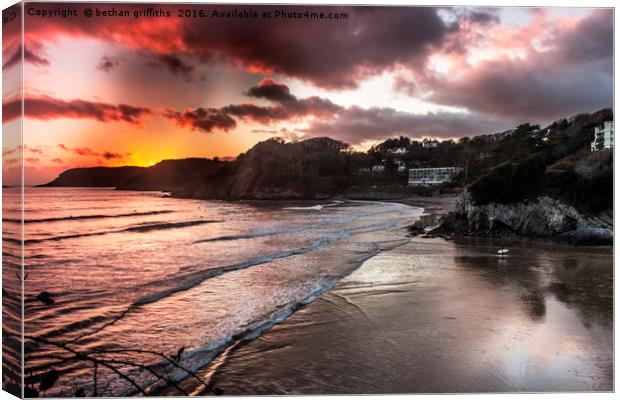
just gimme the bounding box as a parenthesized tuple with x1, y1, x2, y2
(40, 166, 146, 187)
(42, 138, 406, 199)
(424, 109, 614, 244)
(42, 109, 613, 212)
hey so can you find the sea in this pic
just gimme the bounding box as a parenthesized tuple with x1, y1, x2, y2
(3, 187, 421, 396)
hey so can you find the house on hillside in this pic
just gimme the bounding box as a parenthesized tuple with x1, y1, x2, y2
(422, 139, 439, 149)
(408, 167, 462, 186)
(591, 121, 614, 151)
(387, 147, 408, 155)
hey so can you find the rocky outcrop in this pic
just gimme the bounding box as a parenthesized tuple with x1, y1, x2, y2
(40, 166, 146, 187)
(433, 190, 612, 245)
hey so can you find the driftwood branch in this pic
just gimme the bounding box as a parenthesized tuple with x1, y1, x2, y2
(24, 334, 221, 397)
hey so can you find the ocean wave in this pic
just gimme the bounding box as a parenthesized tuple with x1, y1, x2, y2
(192, 203, 405, 245)
(194, 214, 358, 244)
(24, 220, 221, 244)
(134, 232, 348, 307)
(3, 210, 175, 224)
(114, 218, 402, 315)
(282, 201, 343, 211)
(128, 240, 401, 397)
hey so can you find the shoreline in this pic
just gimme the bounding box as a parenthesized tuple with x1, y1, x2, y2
(186, 234, 612, 395)
(154, 199, 422, 396)
(165, 197, 612, 395)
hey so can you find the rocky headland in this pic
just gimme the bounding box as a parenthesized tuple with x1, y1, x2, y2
(428, 190, 613, 245)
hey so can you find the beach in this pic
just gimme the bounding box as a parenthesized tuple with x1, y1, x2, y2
(10, 188, 613, 395)
(177, 229, 613, 394)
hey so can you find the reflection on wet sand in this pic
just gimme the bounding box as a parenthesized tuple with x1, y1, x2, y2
(188, 237, 612, 394)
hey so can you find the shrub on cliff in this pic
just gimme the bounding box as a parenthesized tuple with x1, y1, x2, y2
(469, 155, 547, 205)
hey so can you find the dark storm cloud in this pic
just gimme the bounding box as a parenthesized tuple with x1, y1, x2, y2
(553, 9, 613, 64)
(181, 6, 456, 88)
(420, 9, 613, 123)
(166, 79, 343, 132)
(232, 78, 342, 121)
(164, 107, 237, 132)
(2, 42, 50, 70)
(147, 54, 195, 81)
(97, 56, 121, 72)
(16, 5, 613, 141)
(246, 78, 296, 103)
(426, 59, 612, 122)
(462, 9, 500, 25)
(2, 96, 151, 124)
(303, 106, 509, 144)
(58, 145, 127, 161)
(102, 151, 124, 160)
(17, 5, 462, 89)
(165, 79, 507, 142)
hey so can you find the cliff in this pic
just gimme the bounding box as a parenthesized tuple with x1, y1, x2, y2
(116, 158, 231, 195)
(40, 166, 146, 187)
(432, 190, 612, 245)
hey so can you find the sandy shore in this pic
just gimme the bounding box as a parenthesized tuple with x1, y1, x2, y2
(169, 199, 612, 395)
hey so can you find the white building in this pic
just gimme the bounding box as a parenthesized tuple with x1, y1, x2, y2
(408, 167, 462, 186)
(422, 139, 439, 149)
(590, 121, 614, 151)
(394, 160, 407, 172)
(387, 147, 408, 155)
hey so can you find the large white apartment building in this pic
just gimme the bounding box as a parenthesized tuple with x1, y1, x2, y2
(591, 121, 614, 151)
(408, 167, 462, 186)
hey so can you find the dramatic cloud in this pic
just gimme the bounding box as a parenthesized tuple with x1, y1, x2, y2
(97, 56, 121, 72)
(147, 54, 194, 81)
(164, 107, 237, 132)
(553, 9, 613, 64)
(245, 78, 296, 103)
(58, 145, 127, 161)
(15, 5, 500, 89)
(222, 96, 340, 124)
(232, 78, 341, 120)
(22, 146, 44, 154)
(2, 96, 151, 124)
(10, 5, 613, 158)
(2, 42, 50, 70)
(164, 79, 342, 132)
(102, 151, 124, 160)
(303, 106, 508, 144)
(165, 79, 507, 142)
(180, 6, 463, 88)
(73, 147, 98, 156)
(413, 9, 613, 122)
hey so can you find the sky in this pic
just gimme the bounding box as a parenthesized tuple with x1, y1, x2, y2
(1, 3, 613, 185)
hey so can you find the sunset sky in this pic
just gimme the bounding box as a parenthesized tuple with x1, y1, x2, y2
(1, 3, 613, 185)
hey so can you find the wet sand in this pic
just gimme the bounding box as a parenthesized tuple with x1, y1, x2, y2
(183, 236, 613, 394)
